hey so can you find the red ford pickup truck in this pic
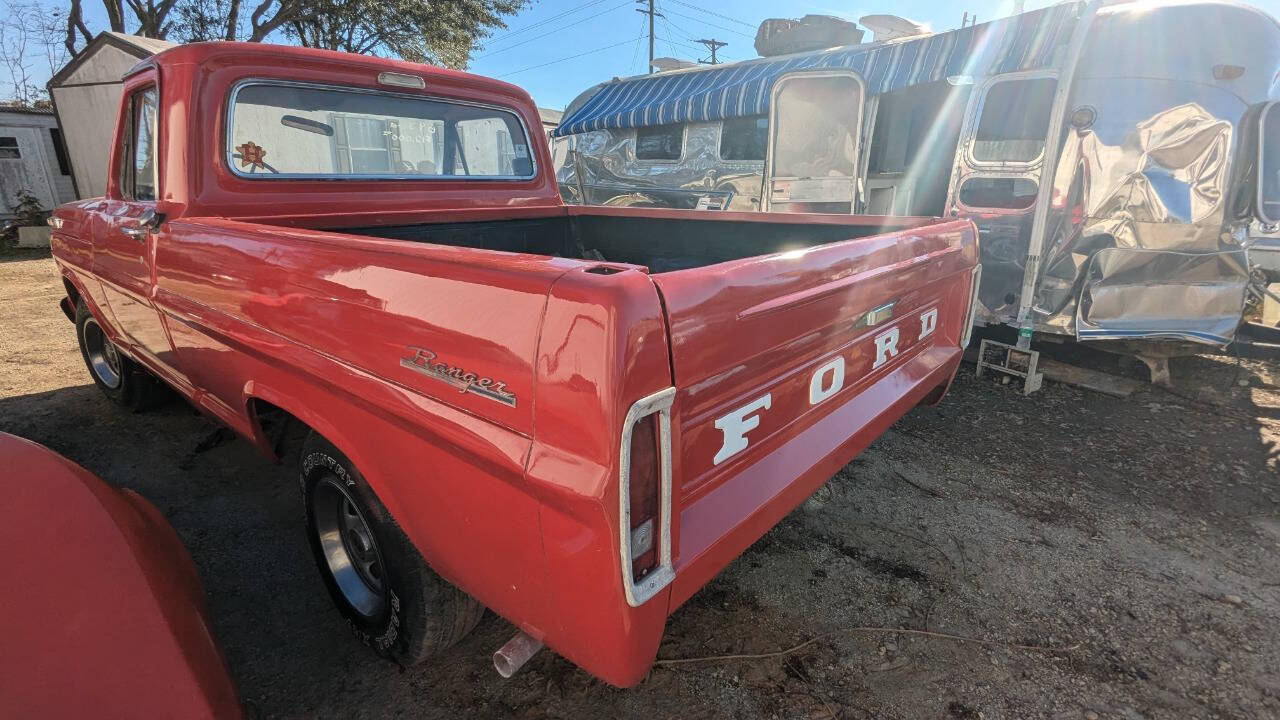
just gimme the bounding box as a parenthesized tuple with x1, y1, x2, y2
(49, 43, 979, 687)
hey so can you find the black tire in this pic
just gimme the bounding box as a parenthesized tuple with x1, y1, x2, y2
(299, 433, 484, 665)
(74, 299, 165, 411)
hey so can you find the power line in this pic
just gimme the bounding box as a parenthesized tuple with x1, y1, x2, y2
(497, 37, 645, 78)
(657, 14, 736, 62)
(663, 7, 755, 40)
(696, 38, 727, 64)
(477, 1, 632, 59)
(635, 0, 662, 74)
(628, 13, 647, 72)
(485, 0, 611, 46)
(666, 0, 756, 29)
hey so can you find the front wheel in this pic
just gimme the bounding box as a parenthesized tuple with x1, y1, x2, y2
(74, 299, 163, 411)
(299, 433, 484, 665)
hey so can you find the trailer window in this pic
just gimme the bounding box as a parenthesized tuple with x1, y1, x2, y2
(1259, 102, 1280, 224)
(720, 116, 767, 161)
(973, 77, 1057, 164)
(958, 176, 1038, 210)
(635, 124, 682, 160)
(227, 82, 534, 179)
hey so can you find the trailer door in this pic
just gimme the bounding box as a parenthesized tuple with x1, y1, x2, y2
(943, 71, 1058, 322)
(764, 71, 865, 214)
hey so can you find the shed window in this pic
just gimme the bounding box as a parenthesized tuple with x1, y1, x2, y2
(635, 124, 682, 160)
(720, 116, 767, 161)
(49, 128, 71, 174)
(0, 137, 19, 159)
(973, 77, 1057, 163)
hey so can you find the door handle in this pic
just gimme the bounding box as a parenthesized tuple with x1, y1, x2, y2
(120, 209, 164, 241)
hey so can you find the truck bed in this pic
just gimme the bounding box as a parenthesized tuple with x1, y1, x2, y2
(334, 208, 938, 273)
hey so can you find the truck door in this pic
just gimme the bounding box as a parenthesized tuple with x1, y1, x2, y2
(763, 70, 866, 214)
(943, 71, 1058, 322)
(92, 76, 179, 372)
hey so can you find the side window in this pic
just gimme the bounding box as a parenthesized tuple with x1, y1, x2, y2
(0, 137, 19, 159)
(958, 176, 1038, 210)
(719, 116, 767, 161)
(635, 124, 682, 161)
(972, 77, 1056, 164)
(121, 87, 158, 200)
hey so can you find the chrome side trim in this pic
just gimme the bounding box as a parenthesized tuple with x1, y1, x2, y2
(618, 386, 676, 608)
(961, 264, 983, 349)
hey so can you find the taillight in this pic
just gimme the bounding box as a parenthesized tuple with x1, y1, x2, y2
(627, 416, 659, 579)
(618, 387, 676, 607)
(960, 264, 983, 349)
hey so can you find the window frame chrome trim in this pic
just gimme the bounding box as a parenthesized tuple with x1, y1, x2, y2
(224, 78, 539, 182)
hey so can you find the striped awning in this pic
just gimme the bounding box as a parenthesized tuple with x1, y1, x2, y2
(552, 3, 1080, 138)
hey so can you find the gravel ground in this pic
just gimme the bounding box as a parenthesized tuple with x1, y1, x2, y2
(3, 251, 1279, 719)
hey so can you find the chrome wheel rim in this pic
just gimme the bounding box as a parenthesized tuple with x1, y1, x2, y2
(313, 476, 386, 618)
(82, 317, 122, 389)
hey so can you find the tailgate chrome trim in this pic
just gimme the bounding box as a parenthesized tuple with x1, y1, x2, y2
(961, 264, 983, 349)
(619, 386, 676, 607)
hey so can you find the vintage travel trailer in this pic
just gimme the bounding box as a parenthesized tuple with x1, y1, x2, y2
(552, 1, 1280, 374)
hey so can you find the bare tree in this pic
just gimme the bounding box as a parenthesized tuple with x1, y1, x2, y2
(285, 0, 526, 68)
(67, 0, 299, 55)
(65, 0, 92, 57)
(0, 1, 38, 105)
(62, 0, 518, 66)
(172, 0, 298, 44)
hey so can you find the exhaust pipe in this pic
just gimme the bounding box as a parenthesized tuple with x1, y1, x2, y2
(493, 631, 543, 678)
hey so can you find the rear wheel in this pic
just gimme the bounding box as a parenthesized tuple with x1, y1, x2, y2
(299, 433, 484, 664)
(74, 300, 164, 411)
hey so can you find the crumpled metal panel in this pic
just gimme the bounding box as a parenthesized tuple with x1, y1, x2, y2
(1028, 95, 1249, 344)
(554, 124, 763, 211)
(1077, 247, 1249, 343)
(1020, 0, 1280, 345)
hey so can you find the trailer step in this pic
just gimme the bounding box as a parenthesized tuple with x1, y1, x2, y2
(975, 338, 1043, 395)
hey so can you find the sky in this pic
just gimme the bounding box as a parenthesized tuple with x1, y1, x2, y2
(17, 0, 1280, 110)
(470, 0, 1049, 108)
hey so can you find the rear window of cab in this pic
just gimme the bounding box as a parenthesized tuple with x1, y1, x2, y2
(227, 81, 535, 180)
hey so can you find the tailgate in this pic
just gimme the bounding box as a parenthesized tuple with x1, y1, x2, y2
(649, 218, 979, 591)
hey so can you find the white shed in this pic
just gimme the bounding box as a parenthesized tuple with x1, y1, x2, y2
(0, 106, 76, 219)
(48, 32, 174, 199)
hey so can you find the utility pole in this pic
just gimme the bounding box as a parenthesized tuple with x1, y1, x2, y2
(696, 38, 727, 64)
(635, 0, 661, 73)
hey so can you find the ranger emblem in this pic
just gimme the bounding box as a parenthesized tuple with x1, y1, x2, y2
(400, 346, 517, 408)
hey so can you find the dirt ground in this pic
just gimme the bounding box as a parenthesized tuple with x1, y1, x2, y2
(3, 251, 1279, 720)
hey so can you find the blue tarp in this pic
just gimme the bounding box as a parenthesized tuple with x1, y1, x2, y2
(552, 3, 1080, 138)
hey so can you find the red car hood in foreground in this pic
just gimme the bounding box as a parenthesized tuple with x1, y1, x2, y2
(0, 433, 241, 719)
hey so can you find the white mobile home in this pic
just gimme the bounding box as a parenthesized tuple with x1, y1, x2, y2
(0, 106, 76, 219)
